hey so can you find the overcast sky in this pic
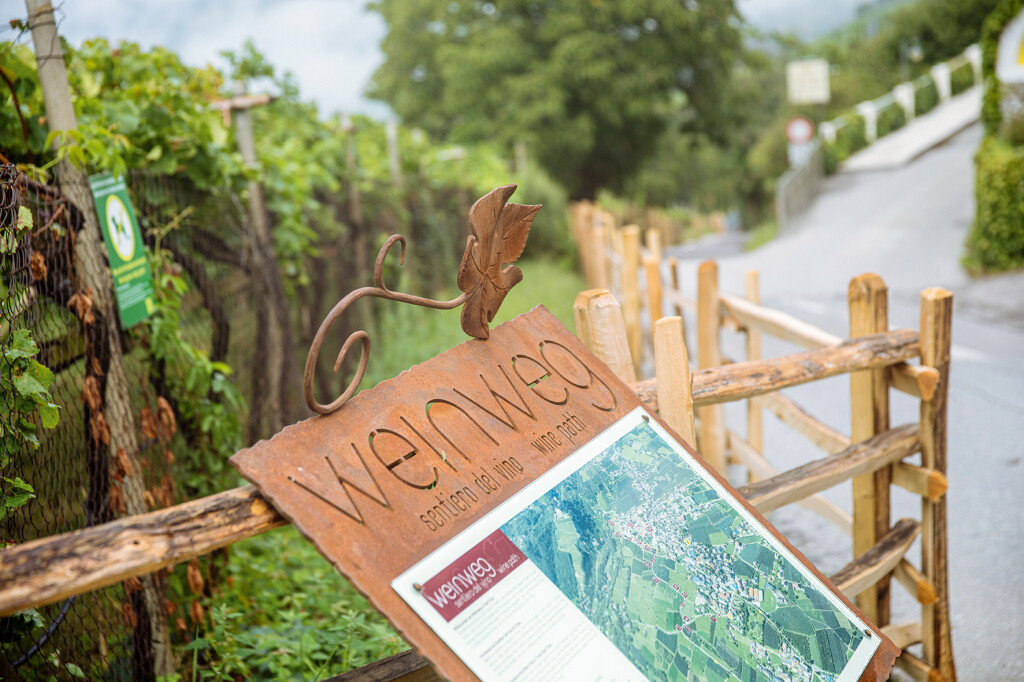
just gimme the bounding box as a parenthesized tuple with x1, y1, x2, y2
(2, 0, 868, 120)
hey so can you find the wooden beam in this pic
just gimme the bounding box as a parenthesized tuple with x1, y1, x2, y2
(573, 289, 603, 348)
(760, 392, 850, 454)
(894, 363, 939, 401)
(895, 651, 948, 682)
(629, 329, 920, 411)
(653, 317, 696, 446)
(620, 226, 643, 373)
(643, 254, 663, 335)
(728, 431, 852, 534)
(849, 273, 891, 625)
(325, 650, 439, 682)
(0, 485, 285, 617)
(744, 271, 764, 466)
(893, 462, 948, 502)
(894, 559, 938, 605)
(882, 621, 923, 650)
(578, 290, 637, 384)
(830, 518, 919, 599)
(919, 287, 957, 681)
(661, 286, 696, 312)
(697, 260, 727, 473)
(739, 425, 919, 514)
(719, 292, 838, 349)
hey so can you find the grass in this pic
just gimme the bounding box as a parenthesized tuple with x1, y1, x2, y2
(744, 221, 779, 252)
(199, 257, 586, 678)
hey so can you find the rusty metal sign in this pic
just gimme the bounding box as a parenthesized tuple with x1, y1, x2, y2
(231, 185, 896, 681)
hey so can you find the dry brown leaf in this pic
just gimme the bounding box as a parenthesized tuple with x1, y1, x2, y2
(163, 449, 175, 465)
(30, 250, 47, 281)
(457, 184, 540, 340)
(143, 490, 156, 509)
(175, 617, 187, 632)
(187, 559, 205, 594)
(109, 483, 125, 515)
(122, 600, 137, 627)
(115, 448, 134, 477)
(89, 411, 110, 445)
(189, 599, 204, 625)
(139, 407, 157, 441)
(156, 397, 177, 441)
(165, 599, 176, 615)
(124, 576, 142, 594)
(82, 376, 102, 411)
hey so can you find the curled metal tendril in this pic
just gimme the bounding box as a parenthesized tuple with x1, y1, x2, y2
(303, 234, 467, 415)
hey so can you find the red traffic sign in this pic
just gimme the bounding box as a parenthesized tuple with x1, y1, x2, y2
(785, 116, 815, 145)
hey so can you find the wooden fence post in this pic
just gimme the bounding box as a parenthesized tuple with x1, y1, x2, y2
(653, 317, 696, 446)
(573, 290, 636, 384)
(620, 225, 643, 374)
(919, 288, 956, 682)
(643, 254, 663, 337)
(848, 273, 891, 626)
(745, 270, 764, 479)
(645, 227, 662, 263)
(591, 223, 608, 290)
(25, 0, 173, 675)
(696, 260, 727, 473)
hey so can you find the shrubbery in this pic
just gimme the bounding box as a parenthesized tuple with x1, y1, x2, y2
(823, 113, 868, 173)
(950, 61, 976, 95)
(965, 128, 1024, 271)
(876, 102, 908, 137)
(915, 76, 940, 115)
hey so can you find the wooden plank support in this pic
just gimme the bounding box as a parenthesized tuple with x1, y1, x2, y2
(325, 650, 439, 682)
(620, 226, 643, 373)
(629, 329, 920, 411)
(573, 289, 637, 384)
(697, 260, 727, 473)
(919, 287, 957, 681)
(653, 317, 696, 446)
(895, 651, 948, 682)
(662, 286, 696, 313)
(739, 424, 920, 514)
(744, 271, 764, 468)
(729, 430, 852, 534)
(760, 392, 850, 454)
(717, 292, 936, 400)
(829, 518, 920, 599)
(0, 485, 285, 616)
(881, 621, 923, 650)
(643, 254, 663, 335)
(893, 462, 949, 502)
(894, 559, 938, 605)
(848, 273, 891, 625)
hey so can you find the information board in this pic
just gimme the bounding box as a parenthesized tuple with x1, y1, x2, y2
(395, 408, 881, 681)
(88, 173, 155, 328)
(231, 307, 897, 681)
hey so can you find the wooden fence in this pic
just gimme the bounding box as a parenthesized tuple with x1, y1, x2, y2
(570, 209, 957, 681)
(0, 220, 956, 682)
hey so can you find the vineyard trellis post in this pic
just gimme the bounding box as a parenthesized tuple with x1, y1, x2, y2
(23, 0, 173, 676)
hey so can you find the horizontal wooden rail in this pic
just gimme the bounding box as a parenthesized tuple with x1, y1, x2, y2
(717, 292, 937, 400)
(661, 286, 696, 312)
(895, 650, 947, 682)
(631, 329, 921, 409)
(830, 518, 920, 598)
(728, 430, 852, 533)
(739, 424, 920, 514)
(0, 485, 285, 616)
(326, 650, 438, 682)
(894, 558, 938, 605)
(882, 621, 923, 650)
(760, 392, 850, 454)
(893, 462, 948, 502)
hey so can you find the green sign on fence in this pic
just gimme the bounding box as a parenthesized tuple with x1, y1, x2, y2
(89, 173, 155, 328)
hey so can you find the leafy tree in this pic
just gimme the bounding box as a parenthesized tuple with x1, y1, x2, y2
(368, 0, 744, 199)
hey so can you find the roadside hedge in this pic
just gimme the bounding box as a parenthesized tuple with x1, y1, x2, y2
(964, 135, 1024, 271)
(823, 113, 868, 173)
(981, 0, 1024, 134)
(951, 61, 976, 95)
(877, 102, 907, 137)
(915, 75, 940, 115)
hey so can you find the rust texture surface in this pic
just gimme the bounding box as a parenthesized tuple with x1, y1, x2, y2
(232, 307, 897, 681)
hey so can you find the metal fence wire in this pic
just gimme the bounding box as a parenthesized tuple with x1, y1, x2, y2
(0, 165, 264, 680)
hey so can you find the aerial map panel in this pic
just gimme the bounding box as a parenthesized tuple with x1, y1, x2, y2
(394, 408, 881, 682)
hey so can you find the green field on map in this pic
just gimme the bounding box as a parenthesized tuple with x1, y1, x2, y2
(501, 421, 865, 682)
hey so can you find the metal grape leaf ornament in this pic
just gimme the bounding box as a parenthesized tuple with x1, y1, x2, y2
(303, 184, 541, 415)
(456, 184, 541, 340)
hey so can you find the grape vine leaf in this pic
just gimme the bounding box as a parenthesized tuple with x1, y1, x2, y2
(457, 184, 541, 340)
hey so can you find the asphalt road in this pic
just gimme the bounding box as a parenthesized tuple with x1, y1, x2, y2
(666, 123, 1024, 680)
